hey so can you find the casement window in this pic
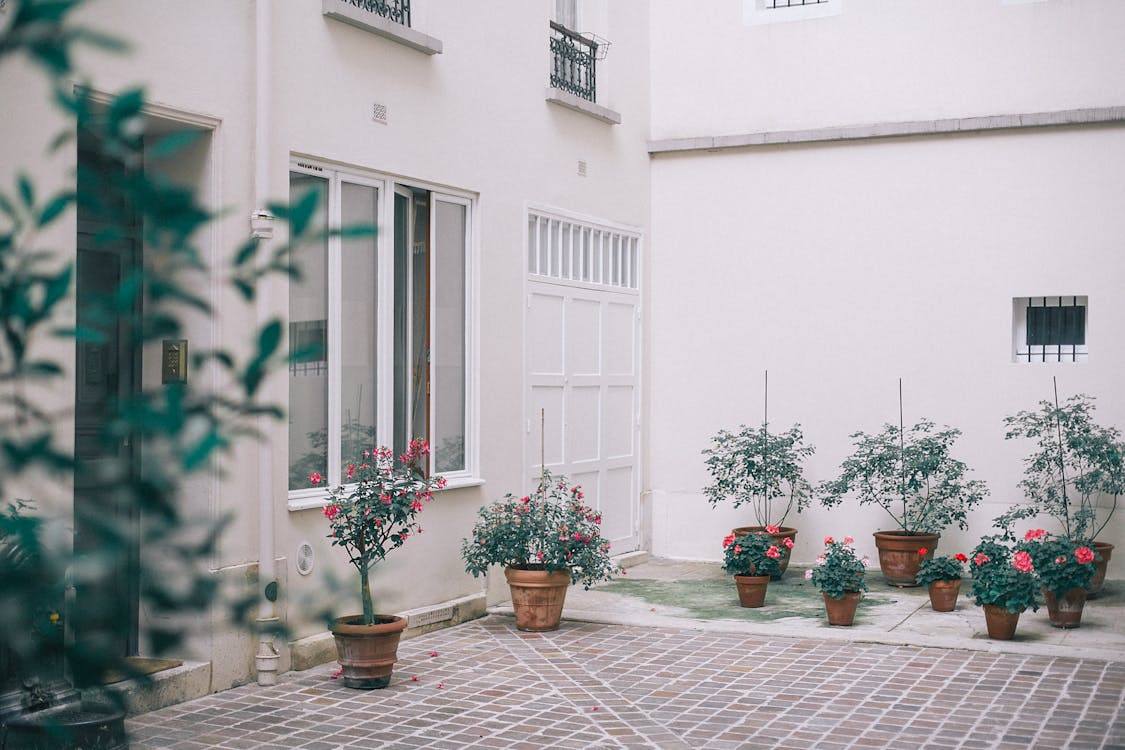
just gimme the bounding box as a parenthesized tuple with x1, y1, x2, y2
(1012, 296, 1088, 363)
(743, 0, 842, 25)
(287, 161, 473, 503)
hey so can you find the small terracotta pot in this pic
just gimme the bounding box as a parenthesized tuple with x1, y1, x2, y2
(928, 579, 962, 612)
(733, 574, 770, 608)
(1043, 586, 1087, 629)
(505, 566, 571, 632)
(731, 526, 797, 579)
(982, 604, 1022, 640)
(1088, 541, 1114, 598)
(822, 591, 861, 626)
(872, 531, 939, 587)
(331, 614, 408, 689)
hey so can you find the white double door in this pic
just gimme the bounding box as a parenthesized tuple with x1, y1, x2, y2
(526, 280, 640, 552)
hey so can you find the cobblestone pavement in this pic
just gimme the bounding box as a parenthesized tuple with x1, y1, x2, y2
(127, 616, 1125, 750)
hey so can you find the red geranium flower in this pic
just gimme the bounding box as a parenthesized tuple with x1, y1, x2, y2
(917, 548, 928, 557)
(1075, 547, 1095, 564)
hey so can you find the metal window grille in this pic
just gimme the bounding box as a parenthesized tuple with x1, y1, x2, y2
(766, 0, 829, 7)
(527, 212, 639, 291)
(549, 21, 597, 103)
(1014, 296, 1088, 363)
(290, 319, 328, 376)
(341, 0, 411, 27)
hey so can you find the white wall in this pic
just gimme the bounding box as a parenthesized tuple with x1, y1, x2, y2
(650, 0, 1125, 139)
(648, 125, 1125, 566)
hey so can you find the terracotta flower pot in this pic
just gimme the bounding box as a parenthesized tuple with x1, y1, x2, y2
(982, 604, 1022, 640)
(732, 525, 797, 579)
(1043, 587, 1087, 629)
(1088, 541, 1114, 598)
(928, 578, 962, 612)
(331, 614, 408, 689)
(505, 566, 571, 632)
(733, 574, 770, 608)
(872, 530, 939, 587)
(822, 591, 861, 626)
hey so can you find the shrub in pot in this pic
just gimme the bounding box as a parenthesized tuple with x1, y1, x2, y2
(997, 392, 1123, 596)
(819, 419, 988, 587)
(462, 472, 620, 631)
(721, 530, 786, 608)
(806, 537, 868, 626)
(969, 537, 1040, 640)
(1022, 529, 1096, 628)
(702, 422, 814, 578)
(916, 552, 968, 612)
(318, 440, 446, 688)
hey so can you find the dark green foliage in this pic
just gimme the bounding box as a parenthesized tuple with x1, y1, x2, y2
(808, 539, 868, 600)
(915, 553, 967, 586)
(968, 537, 1040, 614)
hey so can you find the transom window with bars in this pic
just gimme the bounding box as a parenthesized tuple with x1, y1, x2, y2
(1012, 296, 1088, 363)
(528, 212, 640, 290)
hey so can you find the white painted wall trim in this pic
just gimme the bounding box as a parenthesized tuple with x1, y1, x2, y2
(648, 106, 1125, 155)
(322, 0, 443, 55)
(546, 87, 622, 125)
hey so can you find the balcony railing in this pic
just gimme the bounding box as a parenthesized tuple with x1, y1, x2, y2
(341, 0, 411, 27)
(549, 21, 597, 103)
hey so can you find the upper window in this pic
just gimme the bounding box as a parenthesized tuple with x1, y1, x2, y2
(527, 210, 639, 291)
(1012, 296, 1087, 363)
(743, 0, 842, 25)
(322, 0, 443, 55)
(288, 161, 473, 501)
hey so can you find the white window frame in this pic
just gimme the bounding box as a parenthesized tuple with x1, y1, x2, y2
(743, 0, 842, 26)
(288, 158, 478, 511)
(1012, 295, 1088, 364)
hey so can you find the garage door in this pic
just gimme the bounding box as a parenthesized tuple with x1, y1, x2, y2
(525, 211, 641, 553)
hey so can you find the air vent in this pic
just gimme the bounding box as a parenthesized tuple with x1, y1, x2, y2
(295, 542, 315, 576)
(373, 102, 388, 125)
(577, 160, 588, 177)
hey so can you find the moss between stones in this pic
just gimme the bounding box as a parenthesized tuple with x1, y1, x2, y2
(595, 577, 896, 622)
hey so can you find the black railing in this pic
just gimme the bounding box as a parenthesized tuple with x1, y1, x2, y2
(342, 0, 411, 27)
(767, 0, 828, 7)
(550, 21, 597, 103)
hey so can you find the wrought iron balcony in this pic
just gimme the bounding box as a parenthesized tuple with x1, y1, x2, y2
(550, 21, 598, 103)
(341, 0, 410, 27)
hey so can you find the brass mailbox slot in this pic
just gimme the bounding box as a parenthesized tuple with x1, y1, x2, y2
(162, 339, 188, 384)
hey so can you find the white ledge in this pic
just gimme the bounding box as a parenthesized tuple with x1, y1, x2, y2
(287, 475, 484, 512)
(648, 106, 1125, 154)
(322, 0, 443, 55)
(546, 87, 622, 125)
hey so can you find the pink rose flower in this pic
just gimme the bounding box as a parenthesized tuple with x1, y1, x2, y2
(308, 472, 322, 485)
(824, 536, 835, 545)
(843, 536, 854, 544)
(973, 553, 990, 566)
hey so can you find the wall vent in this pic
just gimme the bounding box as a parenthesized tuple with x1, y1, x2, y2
(295, 542, 315, 576)
(577, 160, 588, 177)
(409, 605, 453, 628)
(373, 102, 388, 125)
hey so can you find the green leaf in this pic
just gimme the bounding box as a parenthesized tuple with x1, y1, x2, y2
(233, 278, 254, 302)
(24, 361, 63, 377)
(287, 188, 321, 238)
(256, 319, 283, 361)
(146, 130, 199, 160)
(37, 192, 74, 226)
(107, 88, 145, 129)
(183, 431, 227, 471)
(42, 266, 73, 310)
(17, 174, 34, 208)
(233, 239, 258, 268)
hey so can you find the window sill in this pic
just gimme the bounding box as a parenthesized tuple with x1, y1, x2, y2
(287, 475, 485, 512)
(546, 87, 622, 125)
(322, 0, 443, 55)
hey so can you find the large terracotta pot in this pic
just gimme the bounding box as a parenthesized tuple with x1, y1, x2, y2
(822, 591, 862, 626)
(505, 566, 571, 632)
(731, 526, 797, 579)
(928, 579, 962, 612)
(982, 604, 1022, 640)
(872, 530, 939, 587)
(1088, 541, 1114, 598)
(331, 614, 408, 689)
(1043, 587, 1087, 629)
(733, 574, 770, 608)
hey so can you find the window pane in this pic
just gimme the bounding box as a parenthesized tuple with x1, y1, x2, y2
(393, 192, 410, 459)
(411, 195, 429, 450)
(433, 199, 466, 473)
(340, 182, 378, 469)
(288, 172, 329, 490)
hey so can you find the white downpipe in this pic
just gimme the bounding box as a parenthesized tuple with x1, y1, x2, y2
(253, 0, 280, 686)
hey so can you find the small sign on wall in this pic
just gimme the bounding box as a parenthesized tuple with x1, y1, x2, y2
(162, 339, 188, 384)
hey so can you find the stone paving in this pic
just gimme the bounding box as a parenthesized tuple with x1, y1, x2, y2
(127, 615, 1125, 750)
(125, 558, 1125, 749)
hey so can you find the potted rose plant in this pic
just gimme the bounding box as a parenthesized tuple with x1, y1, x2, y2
(819, 419, 988, 587)
(1022, 529, 1097, 628)
(702, 421, 814, 578)
(997, 391, 1123, 596)
(318, 439, 445, 688)
(721, 530, 787, 608)
(461, 472, 620, 632)
(806, 537, 868, 626)
(915, 551, 968, 612)
(969, 537, 1040, 640)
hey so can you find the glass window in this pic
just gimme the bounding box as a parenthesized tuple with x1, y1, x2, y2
(433, 198, 467, 473)
(339, 182, 379, 470)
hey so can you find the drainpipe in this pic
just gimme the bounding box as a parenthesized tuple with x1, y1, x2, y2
(252, 0, 280, 686)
